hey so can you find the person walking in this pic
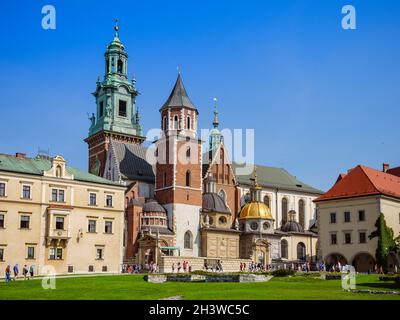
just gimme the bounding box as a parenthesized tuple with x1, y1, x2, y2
(171, 263, 175, 273)
(22, 265, 29, 280)
(13, 263, 19, 281)
(5, 265, 11, 283)
(29, 265, 34, 278)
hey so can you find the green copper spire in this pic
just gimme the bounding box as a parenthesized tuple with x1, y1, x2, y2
(209, 97, 223, 151)
(88, 20, 143, 139)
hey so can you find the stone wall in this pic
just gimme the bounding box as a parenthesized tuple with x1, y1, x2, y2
(159, 256, 251, 273)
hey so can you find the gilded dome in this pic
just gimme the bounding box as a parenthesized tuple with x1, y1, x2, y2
(239, 201, 273, 220)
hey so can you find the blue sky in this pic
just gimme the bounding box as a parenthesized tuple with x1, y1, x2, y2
(0, 0, 399, 191)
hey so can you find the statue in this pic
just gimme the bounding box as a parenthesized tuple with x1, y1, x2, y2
(235, 219, 239, 230)
(88, 113, 96, 127)
(105, 99, 112, 118)
(205, 215, 210, 228)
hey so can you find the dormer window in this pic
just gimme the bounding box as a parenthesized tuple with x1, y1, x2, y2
(56, 165, 62, 178)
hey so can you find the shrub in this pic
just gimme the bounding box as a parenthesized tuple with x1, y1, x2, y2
(271, 269, 295, 277)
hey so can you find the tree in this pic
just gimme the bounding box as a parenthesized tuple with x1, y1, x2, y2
(369, 213, 397, 272)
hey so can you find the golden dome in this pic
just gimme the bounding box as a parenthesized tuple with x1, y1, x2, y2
(239, 201, 273, 220)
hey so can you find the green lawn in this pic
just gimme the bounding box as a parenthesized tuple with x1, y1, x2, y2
(0, 274, 399, 300)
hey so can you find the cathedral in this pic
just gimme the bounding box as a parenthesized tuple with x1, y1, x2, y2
(85, 23, 322, 272)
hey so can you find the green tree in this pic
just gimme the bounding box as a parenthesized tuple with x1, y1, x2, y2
(369, 213, 397, 272)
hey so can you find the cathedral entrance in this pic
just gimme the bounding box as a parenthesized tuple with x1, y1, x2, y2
(253, 239, 270, 268)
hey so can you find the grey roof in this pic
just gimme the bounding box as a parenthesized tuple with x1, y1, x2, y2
(202, 193, 231, 214)
(281, 220, 304, 233)
(232, 163, 323, 195)
(143, 200, 166, 213)
(111, 140, 155, 183)
(142, 226, 174, 235)
(160, 74, 197, 112)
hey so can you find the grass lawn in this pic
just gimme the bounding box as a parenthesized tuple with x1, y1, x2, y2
(0, 274, 399, 300)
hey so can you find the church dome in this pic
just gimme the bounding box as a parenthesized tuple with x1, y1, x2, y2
(281, 220, 304, 233)
(239, 202, 273, 220)
(202, 193, 230, 214)
(143, 200, 166, 213)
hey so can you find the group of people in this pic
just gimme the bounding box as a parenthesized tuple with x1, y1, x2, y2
(171, 260, 192, 273)
(121, 263, 142, 274)
(203, 260, 224, 272)
(4, 264, 34, 282)
(146, 261, 159, 273)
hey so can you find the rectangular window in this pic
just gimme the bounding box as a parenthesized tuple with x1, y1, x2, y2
(344, 233, 352, 244)
(0, 183, 5, 197)
(118, 100, 127, 117)
(88, 220, 96, 233)
(22, 185, 31, 199)
(99, 101, 104, 117)
(331, 234, 337, 245)
(0, 248, 4, 261)
(102, 266, 108, 272)
(358, 210, 365, 221)
(106, 195, 113, 207)
(330, 213, 336, 224)
(96, 248, 103, 260)
(51, 189, 65, 202)
(359, 232, 367, 244)
(49, 248, 55, 260)
(105, 221, 113, 234)
(0, 214, 4, 228)
(88, 265, 94, 272)
(27, 247, 35, 259)
(56, 248, 63, 260)
(20, 215, 30, 229)
(55, 217, 64, 230)
(344, 212, 351, 223)
(68, 266, 74, 273)
(89, 193, 97, 206)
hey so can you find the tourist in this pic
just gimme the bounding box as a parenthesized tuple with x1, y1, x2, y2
(183, 261, 187, 272)
(177, 262, 181, 273)
(172, 263, 175, 273)
(203, 261, 208, 271)
(5, 265, 11, 283)
(22, 265, 29, 280)
(395, 265, 398, 274)
(29, 265, 34, 277)
(188, 265, 192, 273)
(239, 262, 243, 271)
(13, 263, 19, 281)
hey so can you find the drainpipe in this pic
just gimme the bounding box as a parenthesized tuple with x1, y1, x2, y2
(275, 188, 279, 229)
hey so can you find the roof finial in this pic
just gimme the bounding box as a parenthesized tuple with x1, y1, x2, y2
(251, 165, 259, 188)
(213, 97, 219, 128)
(177, 65, 181, 75)
(114, 18, 119, 36)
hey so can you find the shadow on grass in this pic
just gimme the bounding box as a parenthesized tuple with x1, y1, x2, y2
(357, 282, 399, 290)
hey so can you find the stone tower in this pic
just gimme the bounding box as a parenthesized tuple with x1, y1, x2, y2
(155, 73, 203, 257)
(85, 20, 144, 177)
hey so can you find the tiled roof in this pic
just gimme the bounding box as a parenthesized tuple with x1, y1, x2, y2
(160, 74, 197, 111)
(232, 163, 323, 194)
(314, 165, 400, 202)
(0, 154, 122, 186)
(111, 140, 155, 182)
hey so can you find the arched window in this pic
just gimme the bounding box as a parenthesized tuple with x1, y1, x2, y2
(264, 195, 270, 208)
(297, 242, 306, 261)
(186, 147, 191, 158)
(299, 199, 305, 229)
(174, 115, 178, 129)
(187, 116, 191, 129)
(163, 116, 167, 131)
(117, 59, 123, 73)
(184, 231, 192, 249)
(218, 189, 226, 203)
(281, 198, 288, 226)
(56, 165, 62, 178)
(185, 170, 191, 187)
(281, 240, 288, 259)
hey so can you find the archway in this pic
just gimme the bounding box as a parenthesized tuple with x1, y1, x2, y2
(325, 253, 347, 269)
(352, 252, 375, 273)
(297, 242, 306, 261)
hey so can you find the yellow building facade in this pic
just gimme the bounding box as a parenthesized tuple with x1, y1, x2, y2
(0, 153, 125, 277)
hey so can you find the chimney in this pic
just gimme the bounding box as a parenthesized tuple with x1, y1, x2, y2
(15, 152, 26, 159)
(383, 163, 390, 173)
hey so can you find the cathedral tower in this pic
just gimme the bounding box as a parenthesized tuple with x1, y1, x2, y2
(85, 20, 144, 176)
(155, 73, 202, 257)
